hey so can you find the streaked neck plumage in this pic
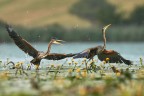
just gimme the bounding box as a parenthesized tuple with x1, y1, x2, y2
(46, 40, 53, 54)
(102, 28, 106, 51)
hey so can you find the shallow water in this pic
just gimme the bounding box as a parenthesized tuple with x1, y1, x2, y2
(0, 42, 144, 96)
(0, 42, 144, 63)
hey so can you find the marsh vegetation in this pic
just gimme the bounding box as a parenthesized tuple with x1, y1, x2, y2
(0, 57, 144, 96)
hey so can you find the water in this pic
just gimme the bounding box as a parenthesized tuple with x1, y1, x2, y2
(0, 42, 144, 63)
(0, 42, 143, 96)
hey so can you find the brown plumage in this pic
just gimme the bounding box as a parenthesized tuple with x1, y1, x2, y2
(6, 25, 76, 67)
(97, 24, 132, 65)
(73, 47, 98, 61)
(73, 24, 132, 65)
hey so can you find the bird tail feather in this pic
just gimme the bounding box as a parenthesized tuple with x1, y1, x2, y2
(120, 56, 133, 65)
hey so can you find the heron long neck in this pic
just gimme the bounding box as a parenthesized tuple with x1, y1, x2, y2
(46, 41, 53, 54)
(102, 29, 106, 50)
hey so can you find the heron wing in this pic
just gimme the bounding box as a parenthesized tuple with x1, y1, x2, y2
(73, 49, 90, 59)
(98, 50, 132, 65)
(73, 47, 98, 59)
(44, 53, 76, 60)
(6, 25, 38, 58)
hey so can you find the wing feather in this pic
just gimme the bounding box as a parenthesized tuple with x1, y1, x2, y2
(6, 25, 38, 58)
(73, 47, 98, 59)
(73, 49, 90, 59)
(98, 50, 132, 65)
(44, 53, 76, 60)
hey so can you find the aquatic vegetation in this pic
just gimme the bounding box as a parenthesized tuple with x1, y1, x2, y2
(140, 57, 143, 67)
(26, 64, 31, 70)
(0, 59, 144, 96)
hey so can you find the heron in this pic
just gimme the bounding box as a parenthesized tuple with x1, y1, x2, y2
(73, 24, 132, 65)
(6, 25, 76, 69)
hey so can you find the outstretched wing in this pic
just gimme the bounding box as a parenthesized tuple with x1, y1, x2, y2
(73, 47, 98, 59)
(44, 53, 76, 60)
(98, 50, 132, 65)
(73, 49, 90, 59)
(6, 24, 38, 58)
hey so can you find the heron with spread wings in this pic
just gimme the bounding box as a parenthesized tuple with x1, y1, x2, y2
(6, 25, 76, 68)
(73, 24, 132, 65)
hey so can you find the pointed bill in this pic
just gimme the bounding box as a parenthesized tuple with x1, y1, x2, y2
(53, 40, 65, 45)
(56, 40, 65, 42)
(103, 24, 111, 31)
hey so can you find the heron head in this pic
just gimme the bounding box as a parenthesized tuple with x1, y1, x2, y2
(102, 24, 111, 32)
(51, 38, 65, 45)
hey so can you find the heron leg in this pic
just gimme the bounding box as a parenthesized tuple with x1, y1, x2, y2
(85, 58, 93, 73)
(35, 64, 39, 70)
(84, 59, 89, 73)
(89, 58, 93, 70)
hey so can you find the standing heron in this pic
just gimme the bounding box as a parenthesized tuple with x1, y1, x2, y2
(73, 24, 132, 65)
(6, 25, 76, 68)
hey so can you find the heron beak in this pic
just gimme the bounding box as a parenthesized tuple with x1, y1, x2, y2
(56, 40, 65, 42)
(103, 24, 111, 30)
(53, 40, 65, 45)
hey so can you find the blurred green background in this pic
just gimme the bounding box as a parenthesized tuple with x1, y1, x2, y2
(0, 0, 144, 42)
